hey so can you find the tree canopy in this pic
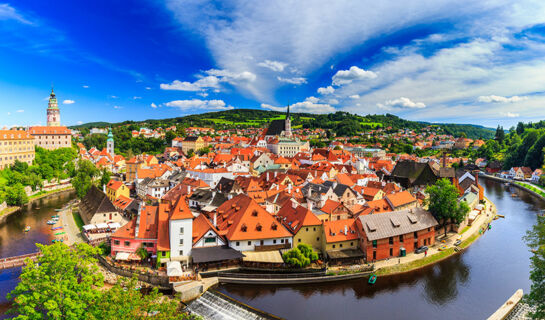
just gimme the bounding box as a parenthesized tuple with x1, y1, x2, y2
(282, 244, 319, 268)
(425, 178, 470, 237)
(524, 215, 545, 319)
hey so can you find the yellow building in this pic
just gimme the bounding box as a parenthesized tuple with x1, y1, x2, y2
(321, 219, 359, 256)
(125, 157, 143, 182)
(277, 203, 324, 251)
(29, 126, 72, 150)
(181, 136, 206, 155)
(105, 179, 130, 202)
(0, 130, 35, 170)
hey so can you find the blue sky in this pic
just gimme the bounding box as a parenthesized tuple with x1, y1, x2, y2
(1, 1, 545, 129)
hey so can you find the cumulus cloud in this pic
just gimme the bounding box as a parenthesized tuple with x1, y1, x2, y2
(258, 60, 288, 72)
(329, 99, 339, 105)
(133, 96, 142, 100)
(277, 76, 307, 85)
(145, 87, 152, 90)
(63, 100, 75, 105)
(332, 66, 377, 86)
(317, 86, 335, 95)
(377, 97, 426, 109)
(262, 97, 335, 114)
(164, 99, 233, 111)
(161, 69, 256, 93)
(113, 105, 122, 109)
(16, 109, 24, 113)
(82, 85, 89, 88)
(501, 111, 519, 118)
(478, 95, 528, 103)
(151, 103, 158, 108)
(349, 94, 360, 99)
(110, 95, 118, 99)
(77, 121, 83, 125)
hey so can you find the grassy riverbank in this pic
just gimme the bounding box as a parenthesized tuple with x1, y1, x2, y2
(0, 187, 74, 223)
(72, 210, 84, 231)
(515, 182, 545, 197)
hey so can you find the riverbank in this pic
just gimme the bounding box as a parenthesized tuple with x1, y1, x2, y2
(0, 187, 74, 225)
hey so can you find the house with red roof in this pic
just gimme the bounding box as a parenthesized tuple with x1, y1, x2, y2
(321, 218, 363, 264)
(277, 201, 323, 251)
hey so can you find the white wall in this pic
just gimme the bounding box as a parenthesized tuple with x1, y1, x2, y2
(169, 218, 193, 259)
(228, 237, 292, 251)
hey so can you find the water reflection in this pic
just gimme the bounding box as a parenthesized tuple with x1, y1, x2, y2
(422, 254, 470, 305)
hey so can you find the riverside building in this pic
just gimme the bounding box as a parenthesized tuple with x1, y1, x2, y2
(0, 129, 35, 169)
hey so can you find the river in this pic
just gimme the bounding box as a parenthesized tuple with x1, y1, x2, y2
(218, 179, 541, 320)
(0, 191, 75, 317)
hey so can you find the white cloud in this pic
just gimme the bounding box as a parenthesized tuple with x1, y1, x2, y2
(16, 109, 24, 113)
(478, 95, 528, 103)
(110, 95, 118, 99)
(349, 94, 360, 99)
(205, 69, 256, 84)
(258, 60, 288, 72)
(377, 97, 426, 109)
(151, 103, 158, 108)
(306, 96, 319, 103)
(332, 66, 377, 86)
(160, 76, 220, 91)
(501, 111, 519, 118)
(63, 100, 75, 105)
(82, 85, 89, 88)
(77, 121, 83, 125)
(164, 99, 233, 111)
(329, 99, 339, 105)
(133, 96, 142, 100)
(145, 87, 152, 90)
(277, 76, 307, 85)
(198, 92, 209, 97)
(0, 4, 31, 24)
(6, 112, 11, 116)
(262, 97, 335, 114)
(317, 86, 335, 95)
(161, 69, 256, 93)
(113, 105, 122, 109)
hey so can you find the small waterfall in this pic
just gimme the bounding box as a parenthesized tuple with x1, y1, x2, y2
(187, 291, 274, 320)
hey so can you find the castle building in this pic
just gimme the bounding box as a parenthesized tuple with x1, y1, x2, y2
(0, 129, 35, 170)
(264, 105, 292, 138)
(107, 128, 115, 157)
(29, 88, 71, 150)
(265, 105, 308, 156)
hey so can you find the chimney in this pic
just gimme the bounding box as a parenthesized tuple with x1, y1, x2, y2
(213, 212, 217, 228)
(307, 187, 311, 198)
(274, 171, 277, 178)
(267, 172, 270, 180)
(288, 184, 292, 194)
(187, 185, 191, 194)
(307, 200, 313, 211)
(344, 225, 348, 235)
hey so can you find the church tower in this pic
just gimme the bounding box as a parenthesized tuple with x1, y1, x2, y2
(107, 128, 115, 157)
(46, 87, 61, 127)
(284, 104, 292, 137)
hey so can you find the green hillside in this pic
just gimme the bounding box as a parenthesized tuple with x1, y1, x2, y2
(70, 109, 495, 139)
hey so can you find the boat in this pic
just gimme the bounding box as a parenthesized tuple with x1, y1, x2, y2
(368, 274, 377, 285)
(51, 215, 59, 218)
(511, 193, 517, 197)
(24, 226, 31, 232)
(496, 214, 505, 219)
(46, 220, 56, 225)
(488, 224, 492, 230)
(51, 226, 63, 230)
(54, 209, 62, 212)
(438, 245, 448, 251)
(54, 232, 66, 236)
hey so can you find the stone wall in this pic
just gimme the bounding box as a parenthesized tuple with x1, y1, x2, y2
(97, 255, 170, 288)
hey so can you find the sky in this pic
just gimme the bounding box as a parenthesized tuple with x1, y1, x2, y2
(1, 1, 545, 129)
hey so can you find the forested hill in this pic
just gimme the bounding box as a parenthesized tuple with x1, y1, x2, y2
(71, 109, 495, 139)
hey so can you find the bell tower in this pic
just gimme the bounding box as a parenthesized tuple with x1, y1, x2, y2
(284, 104, 292, 137)
(107, 128, 115, 157)
(47, 87, 60, 127)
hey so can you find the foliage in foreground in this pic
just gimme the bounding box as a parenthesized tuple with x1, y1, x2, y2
(524, 215, 545, 319)
(426, 178, 470, 237)
(283, 244, 319, 268)
(7, 243, 199, 320)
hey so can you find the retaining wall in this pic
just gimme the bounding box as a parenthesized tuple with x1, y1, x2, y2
(217, 271, 371, 285)
(97, 255, 170, 288)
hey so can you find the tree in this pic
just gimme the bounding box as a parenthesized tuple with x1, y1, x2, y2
(8, 243, 104, 319)
(99, 168, 111, 189)
(5, 183, 28, 206)
(186, 149, 195, 158)
(425, 178, 470, 237)
(282, 244, 319, 268)
(516, 121, 525, 135)
(523, 215, 545, 319)
(8, 243, 199, 320)
(495, 126, 505, 144)
(72, 160, 99, 198)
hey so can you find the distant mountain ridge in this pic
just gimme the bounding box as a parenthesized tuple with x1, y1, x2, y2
(70, 109, 495, 139)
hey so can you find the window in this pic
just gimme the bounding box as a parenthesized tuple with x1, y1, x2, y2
(179, 250, 184, 256)
(273, 239, 277, 244)
(281, 239, 285, 243)
(399, 235, 404, 242)
(413, 231, 418, 238)
(389, 248, 393, 256)
(389, 237, 393, 245)
(204, 237, 216, 243)
(114, 240, 120, 245)
(372, 240, 377, 248)
(124, 241, 130, 246)
(180, 227, 184, 234)
(316, 237, 320, 241)
(313, 227, 316, 231)
(306, 227, 308, 232)
(247, 241, 252, 246)
(236, 241, 240, 246)
(373, 251, 376, 260)
(339, 244, 343, 248)
(298, 239, 301, 243)
(350, 242, 353, 246)
(332, 244, 336, 249)
(179, 239, 184, 245)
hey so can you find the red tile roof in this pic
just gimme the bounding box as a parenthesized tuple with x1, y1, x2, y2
(323, 219, 359, 243)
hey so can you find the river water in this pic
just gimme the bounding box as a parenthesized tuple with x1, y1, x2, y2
(0, 191, 75, 316)
(218, 179, 541, 320)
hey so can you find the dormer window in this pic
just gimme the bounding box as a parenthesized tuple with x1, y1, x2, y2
(271, 223, 277, 230)
(252, 210, 258, 217)
(256, 223, 262, 231)
(241, 224, 247, 232)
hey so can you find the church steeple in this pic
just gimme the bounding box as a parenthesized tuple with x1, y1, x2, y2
(284, 104, 292, 137)
(47, 86, 60, 126)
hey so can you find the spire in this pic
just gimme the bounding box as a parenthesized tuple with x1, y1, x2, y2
(286, 103, 290, 120)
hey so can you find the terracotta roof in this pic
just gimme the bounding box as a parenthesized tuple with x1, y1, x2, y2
(107, 179, 124, 191)
(192, 214, 222, 245)
(170, 196, 194, 220)
(29, 126, 71, 135)
(215, 194, 292, 241)
(157, 204, 170, 251)
(0, 129, 33, 140)
(385, 191, 417, 208)
(112, 195, 134, 210)
(323, 219, 359, 243)
(277, 202, 322, 234)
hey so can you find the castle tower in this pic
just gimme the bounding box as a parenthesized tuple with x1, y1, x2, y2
(284, 104, 292, 137)
(107, 128, 115, 157)
(46, 87, 61, 127)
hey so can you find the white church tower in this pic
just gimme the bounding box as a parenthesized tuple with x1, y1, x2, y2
(107, 128, 115, 157)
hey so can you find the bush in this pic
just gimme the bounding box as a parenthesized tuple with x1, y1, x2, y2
(282, 244, 319, 268)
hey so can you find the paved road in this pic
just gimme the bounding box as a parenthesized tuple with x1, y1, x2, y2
(59, 204, 84, 245)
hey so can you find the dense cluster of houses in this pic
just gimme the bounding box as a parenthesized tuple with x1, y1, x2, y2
(78, 110, 486, 275)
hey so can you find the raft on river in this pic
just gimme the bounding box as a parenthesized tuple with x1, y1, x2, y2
(368, 274, 377, 285)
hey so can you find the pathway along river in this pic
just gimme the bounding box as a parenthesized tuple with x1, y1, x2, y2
(0, 190, 76, 316)
(219, 179, 541, 320)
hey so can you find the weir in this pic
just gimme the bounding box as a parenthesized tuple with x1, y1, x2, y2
(187, 291, 282, 320)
